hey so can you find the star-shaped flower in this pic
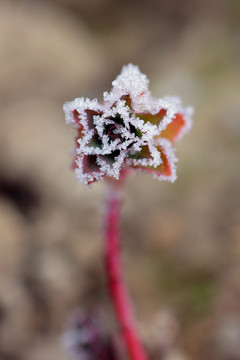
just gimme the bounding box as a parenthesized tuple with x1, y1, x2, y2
(63, 64, 193, 186)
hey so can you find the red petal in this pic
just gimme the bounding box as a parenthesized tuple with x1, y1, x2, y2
(71, 155, 78, 170)
(71, 126, 84, 170)
(160, 112, 186, 144)
(120, 94, 132, 109)
(85, 109, 102, 130)
(82, 155, 101, 174)
(129, 145, 152, 161)
(130, 144, 174, 180)
(72, 109, 82, 126)
(81, 155, 105, 185)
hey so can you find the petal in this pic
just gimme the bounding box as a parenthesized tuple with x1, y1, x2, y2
(129, 144, 152, 161)
(86, 131, 102, 149)
(72, 109, 82, 127)
(71, 123, 85, 170)
(130, 140, 177, 182)
(99, 150, 121, 165)
(136, 109, 167, 126)
(71, 153, 78, 170)
(75, 155, 105, 185)
(120, 94, 132, 109)
(112, 64, 149, 99)
(82, 154, 101, 174)
(85, 109, 102, 130)
(97, 150, 127, 180)
(160, 112, 187, 144)
(127, 143, 161, 168)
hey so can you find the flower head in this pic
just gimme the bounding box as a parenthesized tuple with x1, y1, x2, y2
(63, 64, 193, 186)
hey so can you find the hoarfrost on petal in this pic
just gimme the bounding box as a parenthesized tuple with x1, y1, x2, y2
(64, 64, 193, 186)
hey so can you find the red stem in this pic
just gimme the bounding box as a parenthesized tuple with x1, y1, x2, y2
(104, 180, 148, 360)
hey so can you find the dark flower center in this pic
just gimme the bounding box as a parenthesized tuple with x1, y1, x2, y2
(104, 114, 142, 144)
(104, 114, 125, 142)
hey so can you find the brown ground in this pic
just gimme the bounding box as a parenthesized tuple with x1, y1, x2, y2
(0, 0, 240, 359)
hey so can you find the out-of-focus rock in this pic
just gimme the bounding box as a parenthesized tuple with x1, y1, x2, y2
(0, 98, 103, 204)
(215, 313, 240, 360)
(25, 336, 66, 360)
(0, 1, 104, 99)
(163, 349, 190, 360)
(0, 278, 34, 353)
(141, 309, 180, 353)
(148, 211, 185, 252)
(35, 249, 81, 326)
(0, 0, 105, 205)
(0, 199, 26, 274)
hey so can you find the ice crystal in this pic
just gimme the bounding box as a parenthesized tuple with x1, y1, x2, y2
(63, 64, 193, 186)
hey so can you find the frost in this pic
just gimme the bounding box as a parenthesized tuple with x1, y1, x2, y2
(63, 64, 193, 186)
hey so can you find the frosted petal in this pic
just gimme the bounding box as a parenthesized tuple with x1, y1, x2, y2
(63, 64, 193, 186)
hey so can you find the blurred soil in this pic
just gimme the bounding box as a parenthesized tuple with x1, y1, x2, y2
(0, 0, 240, 359)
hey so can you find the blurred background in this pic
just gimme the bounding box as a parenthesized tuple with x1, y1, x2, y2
(0, 0, 240, 359)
